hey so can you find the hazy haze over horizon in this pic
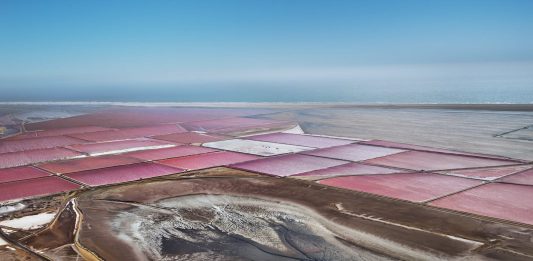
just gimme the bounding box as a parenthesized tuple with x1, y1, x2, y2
(1, 0, 532, 102)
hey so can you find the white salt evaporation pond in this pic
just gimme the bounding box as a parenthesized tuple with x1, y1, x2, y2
(203, 139, 314, 156)
(0, 212, 56, 230)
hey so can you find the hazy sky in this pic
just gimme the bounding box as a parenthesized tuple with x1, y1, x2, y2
(1, 0, 532, 102)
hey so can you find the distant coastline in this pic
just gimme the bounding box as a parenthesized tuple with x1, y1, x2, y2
(1, 101, 533, 111)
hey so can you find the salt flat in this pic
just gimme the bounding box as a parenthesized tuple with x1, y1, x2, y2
(257, 106, 533, 160)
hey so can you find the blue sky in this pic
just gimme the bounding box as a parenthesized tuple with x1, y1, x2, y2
(1, 0, 532, 102)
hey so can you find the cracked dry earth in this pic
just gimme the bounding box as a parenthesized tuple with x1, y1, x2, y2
(11, 168, 533, 260)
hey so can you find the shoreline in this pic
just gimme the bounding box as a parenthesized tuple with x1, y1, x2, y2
(1, 102, 533, 111)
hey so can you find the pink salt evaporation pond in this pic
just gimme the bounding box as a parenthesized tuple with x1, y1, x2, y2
(182, 117, 288, 132)
(302, 144, 405, 162)
(293, 163, 403, 180)
(360, 139, 511, 159)
(318, 173, 482, 202)
(37, 155, 143, 174)
(65, 162, 183, 186)
(25, 108, 274, 130)
(123, 145, 217, 161)
(158, 151, 261, 170)
(0, 177, 80, 202)
(429, 183, 533, 225)
(0, 148, 83, 169)
(152, 132, 229, 144)
(69, 124, 187, 142)
(364, 151, 519, 171)
(499, 167, 533, 185)
(245, 133, 355, 148)
(441, 165, 533, 180)
(0, 135, 86, 154)
(231, 154, 347, 177)
(0, 166, 51, 183)
(9, 126, 114, 140)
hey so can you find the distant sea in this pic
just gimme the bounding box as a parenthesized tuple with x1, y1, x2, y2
(1, 84, 532, 104)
